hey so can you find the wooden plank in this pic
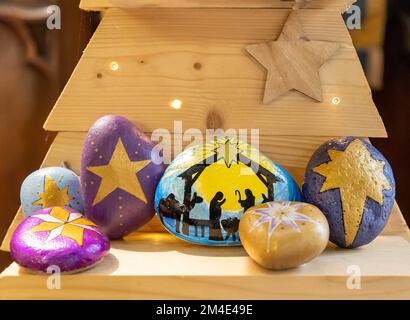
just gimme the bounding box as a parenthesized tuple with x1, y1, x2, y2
(39, 132, 336, 172)
(44, 8, 386, 137)
(2, 234, 410, 299)
(3, 200, 406, 253)
(382, 202, 410, 241)
(2, 133, 407, 251)
(80, 0, 357, 12)
(0, 131, 331, 251)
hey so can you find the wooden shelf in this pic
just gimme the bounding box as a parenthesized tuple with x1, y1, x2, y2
(1, 203, 409, 299)
(1, 234, 410, 299)
(2, 136, 408, 299)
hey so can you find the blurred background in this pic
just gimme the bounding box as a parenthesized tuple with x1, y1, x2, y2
(0, 0, 409, 268)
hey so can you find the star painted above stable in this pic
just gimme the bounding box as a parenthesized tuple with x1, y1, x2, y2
(87, 138, 151, 206)
(246, 11, 340, 104)
(213, 138, 244, 168)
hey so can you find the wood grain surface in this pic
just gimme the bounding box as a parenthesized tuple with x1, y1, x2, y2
(245, 11, 342, 103)
(80, 0, 357, 12)
(44, 8, 386, 137)
(2, 233, 410, 299)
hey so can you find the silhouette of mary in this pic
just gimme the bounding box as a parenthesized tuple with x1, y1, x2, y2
(209, 191, 226, 241)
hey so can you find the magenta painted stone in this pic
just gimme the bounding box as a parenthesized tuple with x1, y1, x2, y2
(81, 115, 166, 239)
(10, 207, 110, 274)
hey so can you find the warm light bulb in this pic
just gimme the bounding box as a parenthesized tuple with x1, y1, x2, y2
(110, 61, 119, 71)
(170, 99, 182, 110)
(331, 97, 341, 105)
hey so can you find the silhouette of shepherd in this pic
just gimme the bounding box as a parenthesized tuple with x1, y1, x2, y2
(236, 189, 255, 212)
(209, 191, 226, 241)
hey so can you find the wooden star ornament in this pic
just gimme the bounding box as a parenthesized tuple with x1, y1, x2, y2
(246, 11, 340, 104)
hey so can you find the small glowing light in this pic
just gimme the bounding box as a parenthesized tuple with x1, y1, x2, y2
(110, 61, 119, 71)
(332, 97, 341, 105)
(170, 99, 182, 110)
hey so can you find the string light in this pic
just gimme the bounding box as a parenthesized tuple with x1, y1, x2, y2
(170, 99, 183, 110)
(110, 61, 119, 71)
(331, 97, 341, 105)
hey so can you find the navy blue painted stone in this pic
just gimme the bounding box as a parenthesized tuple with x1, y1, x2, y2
(303, 137, 395, 248)
(155, 137, 302, 246)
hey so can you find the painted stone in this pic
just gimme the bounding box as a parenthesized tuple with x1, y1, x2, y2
(81, 115, 165, 239)
(20, 167, 83, 218)
(239, 202, 329, 270)
(155, 137, 302, 246)
(303, 137, 396, 248)
(10, 207, 110, 274)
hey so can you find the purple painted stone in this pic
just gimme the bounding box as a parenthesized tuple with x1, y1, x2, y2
(81, 115, 165, 239)
(10, 207, 110, 274)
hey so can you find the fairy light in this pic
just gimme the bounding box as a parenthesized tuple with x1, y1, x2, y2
(110, 61, 119, 71)
(170, 99, 183, 110)
(331, 97, 341, 105)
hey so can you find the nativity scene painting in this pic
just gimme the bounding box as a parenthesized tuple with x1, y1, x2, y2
(154, 137, 302, 246)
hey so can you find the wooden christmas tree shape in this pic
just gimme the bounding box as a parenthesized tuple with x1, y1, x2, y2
(2, 0, 410, 299)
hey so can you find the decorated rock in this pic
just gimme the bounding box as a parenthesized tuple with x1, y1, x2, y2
(303, 137, 396, 248)
(155, 137, 302, 246)
(20, 167, 83, 217)
(239, 202, 329, 270)
(10, 207, 110, 274)
(81, 115, 165, 239)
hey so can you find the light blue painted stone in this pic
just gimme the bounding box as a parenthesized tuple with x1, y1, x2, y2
(20, 167, 84, 217)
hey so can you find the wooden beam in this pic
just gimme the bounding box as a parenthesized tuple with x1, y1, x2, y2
(38, 132, 338, 172)
(80, 0, 357, 12)
(44, 8, 386, 138)
(2, 233, 410, 299)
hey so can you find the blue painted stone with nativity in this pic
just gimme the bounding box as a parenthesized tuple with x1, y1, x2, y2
(20, 167, 84, 217)
(155, 137, 302, 246)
